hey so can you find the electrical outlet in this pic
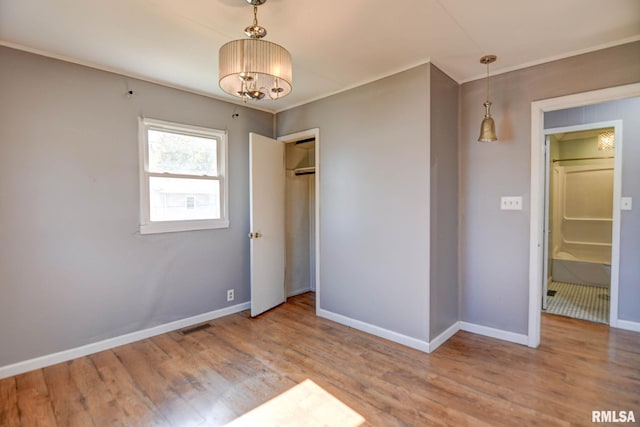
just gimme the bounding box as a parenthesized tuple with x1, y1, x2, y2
(227, 289, 234, 302)
(500, 196, 523, 211)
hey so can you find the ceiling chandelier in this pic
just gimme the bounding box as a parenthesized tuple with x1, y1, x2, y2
(478, 54, 498, 142)
(218, 0, 292, 102)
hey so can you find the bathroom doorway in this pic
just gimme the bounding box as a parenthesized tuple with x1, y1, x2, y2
(542, 125, 618, 324)
(528, 84, 640, 348)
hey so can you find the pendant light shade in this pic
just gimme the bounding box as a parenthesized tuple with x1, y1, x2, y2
(478, 55, 498, 142)
(218, 0, 292, 102)
(478, 101, 497, 142)
(219, 39, 292, 100)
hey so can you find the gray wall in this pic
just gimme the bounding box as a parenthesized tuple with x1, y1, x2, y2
(545, 97, 640, 322)
(277, 65, 431, 341)
(459, 41, 640, 334)
(429, 65, 459, 338)
(0, 46, 273, 366)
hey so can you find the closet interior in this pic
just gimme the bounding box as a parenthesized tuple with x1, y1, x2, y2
(285, 138, 316, 296)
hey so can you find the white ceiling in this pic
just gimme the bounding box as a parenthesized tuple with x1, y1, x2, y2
(1, 0, 639, 113)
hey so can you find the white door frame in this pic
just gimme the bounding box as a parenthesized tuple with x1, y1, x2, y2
(277, 128, 320, 313)
(528, 82, 640, 347)
(542, 135, 551, 311)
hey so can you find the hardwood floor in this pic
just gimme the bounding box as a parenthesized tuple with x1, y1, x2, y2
(1, 292, 639, 426)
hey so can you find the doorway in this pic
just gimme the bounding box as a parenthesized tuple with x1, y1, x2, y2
(542, 126, 616, 324)
(528, 83, 640, 348)
(278, 129, 320, 309)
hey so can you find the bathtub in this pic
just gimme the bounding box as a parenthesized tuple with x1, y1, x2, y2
(552, 250, 610, 287)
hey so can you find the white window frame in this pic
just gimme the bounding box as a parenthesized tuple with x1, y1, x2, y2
(138, 117, 229, 234)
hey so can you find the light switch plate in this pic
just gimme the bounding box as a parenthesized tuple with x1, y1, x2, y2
(501, 196, 523, 210)
(621, 197, 632, 211)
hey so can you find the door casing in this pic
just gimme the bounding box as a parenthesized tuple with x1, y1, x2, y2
(278, 128, 320, 313)
(528, 83, 640, 347)
(541, 122, 621, 325)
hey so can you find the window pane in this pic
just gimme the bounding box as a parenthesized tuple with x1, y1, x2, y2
(148, 129, 217, 176)
(149, 177, 220, 222)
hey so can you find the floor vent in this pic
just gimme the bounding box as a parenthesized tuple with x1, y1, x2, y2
(547, 290, 557, 296)
(178, 323, 211, 335)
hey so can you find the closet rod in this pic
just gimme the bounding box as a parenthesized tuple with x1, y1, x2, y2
(552, 156, 614, 163)
(295, 137, 315, 145)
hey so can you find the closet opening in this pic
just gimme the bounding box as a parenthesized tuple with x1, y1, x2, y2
(278, 129, 320, 303)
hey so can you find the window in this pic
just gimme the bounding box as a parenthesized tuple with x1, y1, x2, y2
(139, 118, 228, 234)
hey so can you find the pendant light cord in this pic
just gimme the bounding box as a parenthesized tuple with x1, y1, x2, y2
(485, 61, 490, 103)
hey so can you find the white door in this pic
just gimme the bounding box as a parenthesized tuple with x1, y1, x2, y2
(249, 133, 286, 317)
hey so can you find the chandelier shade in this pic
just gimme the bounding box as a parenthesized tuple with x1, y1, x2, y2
(219, 39, 292, 100)
(218, 0, 292, 102)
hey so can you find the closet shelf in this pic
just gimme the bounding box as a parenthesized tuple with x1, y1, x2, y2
(294, 166, 315, 176)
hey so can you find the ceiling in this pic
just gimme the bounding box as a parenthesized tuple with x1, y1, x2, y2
(1, 0, 639, 113)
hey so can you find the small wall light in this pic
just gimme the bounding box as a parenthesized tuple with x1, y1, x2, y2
(597, 130, 614, 151)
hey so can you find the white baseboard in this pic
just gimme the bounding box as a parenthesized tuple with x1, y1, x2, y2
(0, 301, 250, 380)
(459, 321, 529, 346)
(287, 288, 312, 298)
(429, 321, 461, 352)
(614, 319, 640, 333)
(317, 308, 430, 353)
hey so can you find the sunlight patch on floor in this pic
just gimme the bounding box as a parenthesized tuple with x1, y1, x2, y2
(224, 379, 365, 427)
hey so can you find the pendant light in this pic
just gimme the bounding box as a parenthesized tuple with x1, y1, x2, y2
(218, 0, 292, 102)
(478, 54, 498, 142)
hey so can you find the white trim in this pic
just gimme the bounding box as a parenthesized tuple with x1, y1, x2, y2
(277, 129, 321, 316)
(429, 322, 461, 352)
(287, 288, 312, 298)
(609, 122, 623, 327)
(317, 309, 430, 353)
(0, 302, 250, 380)
(529, 83, 640, 348)
(272, 60, 434, 114)
(0, 41, 276, 115)
(140, 219, 230, 234)
(459, 36, 640, 84)
(615, 319, 640, 333)
(460, 322, 529, 346)
(277, 35, 640, 112)
(4, 37, 639, 116)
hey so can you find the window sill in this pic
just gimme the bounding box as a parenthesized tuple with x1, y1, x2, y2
(140, 219, 230, 235)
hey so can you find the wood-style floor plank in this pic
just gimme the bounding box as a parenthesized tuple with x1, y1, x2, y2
(15, 370, 58, 427)
(0, 292, 638, 426)
(90, 350, 170, 427)
(41, 362, 95, 427)
(0, 377, 20, 426)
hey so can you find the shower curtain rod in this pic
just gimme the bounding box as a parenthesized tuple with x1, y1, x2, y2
(552, 156, 614, 163)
